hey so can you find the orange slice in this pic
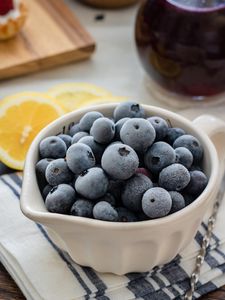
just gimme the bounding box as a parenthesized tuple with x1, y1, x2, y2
(47, 82, 113, 112)
(0, 92, 65, 170)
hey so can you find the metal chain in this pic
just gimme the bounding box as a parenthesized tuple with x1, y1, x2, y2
(184, 171, 225, 300)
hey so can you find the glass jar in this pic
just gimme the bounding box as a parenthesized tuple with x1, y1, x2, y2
(135, 0, 225, 106)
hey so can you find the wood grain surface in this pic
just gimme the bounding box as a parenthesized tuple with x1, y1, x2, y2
(0, 0, 95, 80)
(0, 262, 224, 299)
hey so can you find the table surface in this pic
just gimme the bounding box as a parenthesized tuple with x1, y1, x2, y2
(0, 1, 225, 299)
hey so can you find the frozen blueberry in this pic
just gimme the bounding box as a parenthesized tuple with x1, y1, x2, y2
(75, 167, 109, 200)
(79, 111, 103, 132)
(101, 143, 139, 180)
(159, 163, 190, 191)
(122, 173, 153, 212)
(113, 101, 145, 122)
(185, 170, 208, 196)
(148, 116, 169, 141)
(45, 158, 74, 186)
(58, 134, 72, 149)
(190, 165, 203, 172)
(90, 117, 115, 144)
(175, 147, 193, 169)
(69, 123, 81, 137)
(183, 193, 195, 206)
(165, 127, 185, 145)
(70, 199, 94, 218)
(108, 179, 124, 201)
(78, 136, 105, 163)
(173, 135, 203, 163)
(39, 136, 67, 159)
(144, 142, 176, 174)
(137, 211, 149, 221)
(45, 184, 76, 214)
(116, 207, 138, 222)
(115, 117, 130, 140)
(42, 184, 53, 200)
(142, 187, 172, 218)
(120, 118, 156, 152)
(72, 132, 89, 144)
(97, 193, 116, 207)
(169, 191, 185, 213)
(93, 201, 118, 221)
(36, 158, 53, 189)
(66, 143, 95, 174)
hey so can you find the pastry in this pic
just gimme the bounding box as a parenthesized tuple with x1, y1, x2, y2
(0, 0, 27, 40)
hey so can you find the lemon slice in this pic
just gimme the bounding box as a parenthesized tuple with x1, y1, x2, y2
(0, 92, 65, 170)
(48, 82, 112, 112)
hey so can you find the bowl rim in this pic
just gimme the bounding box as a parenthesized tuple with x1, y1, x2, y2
(21, 103, 219, 230)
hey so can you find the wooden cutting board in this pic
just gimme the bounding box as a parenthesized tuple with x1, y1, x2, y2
(0, 0, 95, 80)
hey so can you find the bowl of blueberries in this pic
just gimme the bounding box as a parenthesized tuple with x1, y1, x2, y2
(21, 102, 225, 274)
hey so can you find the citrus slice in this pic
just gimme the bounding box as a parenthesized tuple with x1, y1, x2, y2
(0, 92, 65, 170)
(47, 82, 112, 112)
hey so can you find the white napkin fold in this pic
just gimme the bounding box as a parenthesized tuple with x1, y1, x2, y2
(1, 172, 225, 300)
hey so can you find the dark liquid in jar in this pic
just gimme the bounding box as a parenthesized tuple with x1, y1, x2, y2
(135, 0, 225, 97)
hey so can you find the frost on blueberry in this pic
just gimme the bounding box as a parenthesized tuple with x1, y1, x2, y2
(36, 102, 208, 221)
(39, 136, 67, 159)
(66, 143, 95, 174)
(75, 167, 109, 200)
(101, 143, 139, 180)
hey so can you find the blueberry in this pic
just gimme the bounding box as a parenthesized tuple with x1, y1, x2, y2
(90, 117, 115, 144)
(69, 123, 81, 137)
(122, 173, 153, 212)
(45, 184, 76, 214)
(137, 211, 149, 221)
(142, 187, 172, 218)
(175, 147, 193, 169)
(113, 102, 145, 122)
(101, 143, 139, 180)
(75, 167, 109, 200)
(72, 132, 89, 144)
(115, 117, 130, 140)
(144, 142, 176, 174)
(79, 111, 103, 132)
(148, 116, 169, 141)
(66, 143, 95, 174)
(42, 184, 53, 200)
(93, 201, 118, 222)
(36, 158, 53, 189)
(159, 163, 190, 191)
(173, 135, 203, 163)
(39, 136, 67, 159)
(120, 118, 156, 152)
(183, 193, 195, 206)
(97, 193, 116, 207)
(70, 199, 94, 218)
(58, 134, 72, 149)
(116, 207, 138, 222)
(185, 170, 208, 196)
(45, 158, 74, 186)
(165, 127, 185, 145)
(107, 179, 124, 201)
(190, 165, 203, 172)
(169, 191, 185, 213)
(78, 136, 105, 163)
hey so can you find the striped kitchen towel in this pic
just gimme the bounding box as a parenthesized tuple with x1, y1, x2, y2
(1, 173, 225, 300)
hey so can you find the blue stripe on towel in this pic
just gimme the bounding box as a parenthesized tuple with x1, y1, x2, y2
(9, 174, 110, 300)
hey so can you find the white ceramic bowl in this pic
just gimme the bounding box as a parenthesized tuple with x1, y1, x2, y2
(21, 104, 225, 275)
